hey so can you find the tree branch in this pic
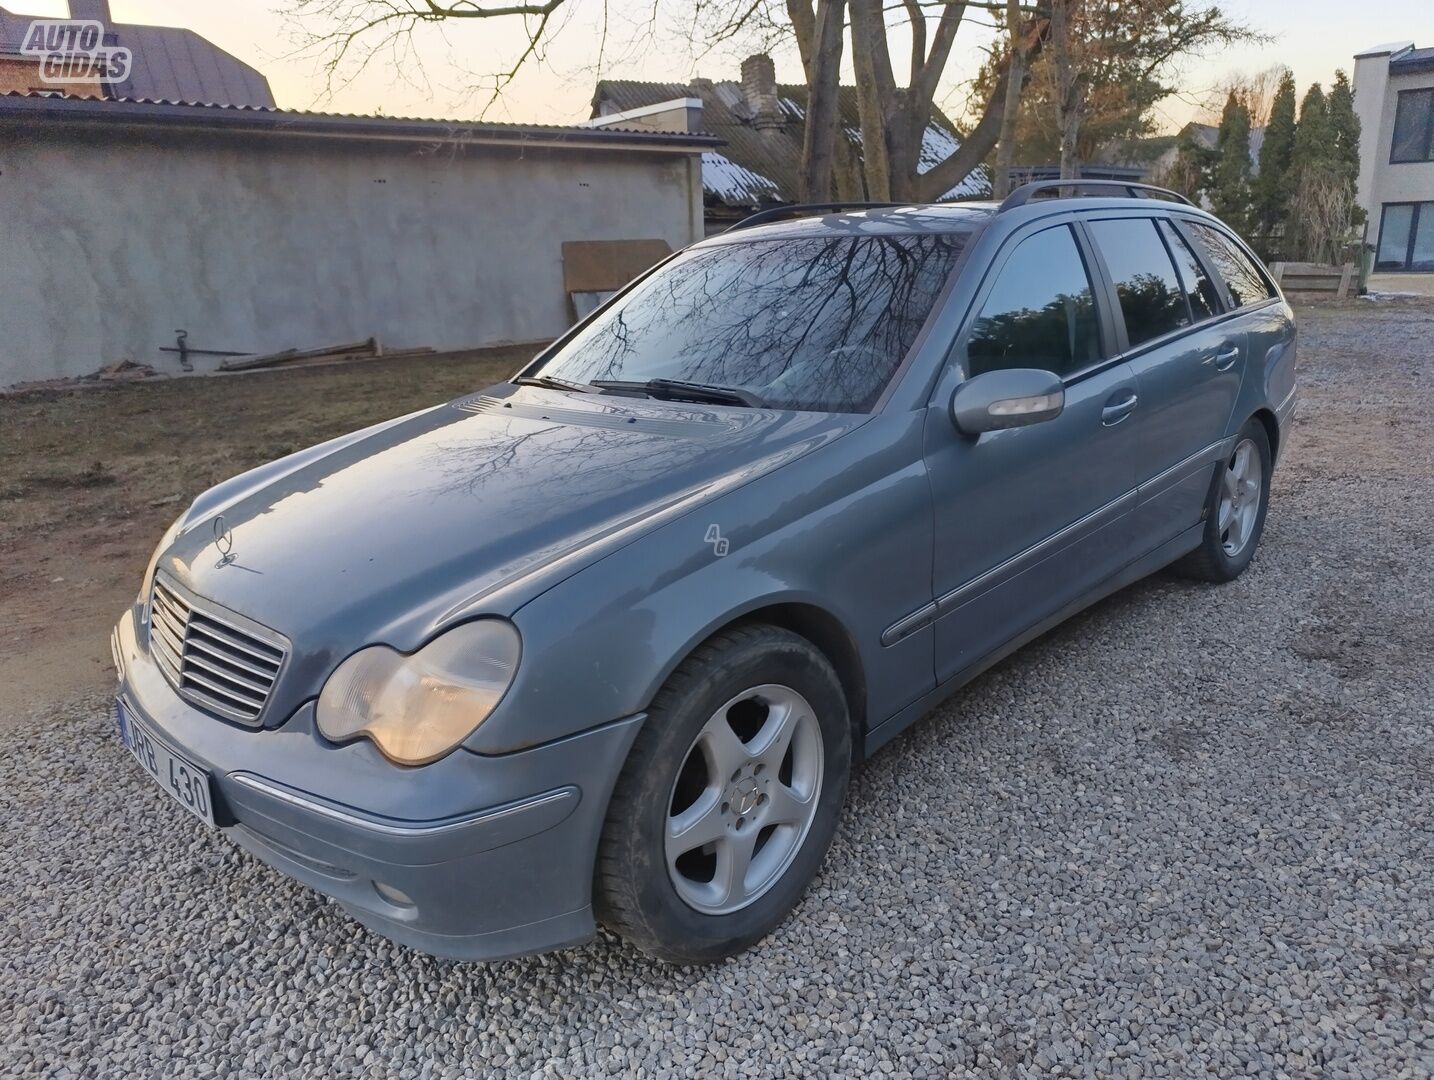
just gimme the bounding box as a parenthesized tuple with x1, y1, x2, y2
(913, 13, 1047, 200)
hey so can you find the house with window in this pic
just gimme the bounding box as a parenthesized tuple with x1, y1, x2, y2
(1353, 41, 1434, 279)
(0, 0, 273, 106)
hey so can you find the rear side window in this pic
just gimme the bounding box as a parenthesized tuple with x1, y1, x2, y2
(1086, 218, 1190, 347)
(1158, 220, 1222, 321)
(1185, 222, 1277, 307)
(966, 225, 1101, 379)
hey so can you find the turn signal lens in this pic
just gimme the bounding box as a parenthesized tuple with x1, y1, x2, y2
(989, 392, 1062, 416)
(316, 620, 521, 766)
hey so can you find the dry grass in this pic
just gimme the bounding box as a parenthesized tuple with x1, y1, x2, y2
(0, 345, 534, 720)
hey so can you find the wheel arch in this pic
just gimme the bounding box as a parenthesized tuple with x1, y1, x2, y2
(1250, 407, 1279, 463)
(677, 601, 869, 762)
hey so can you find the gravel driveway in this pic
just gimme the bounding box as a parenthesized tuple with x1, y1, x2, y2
(3, 301, 1432, 1079)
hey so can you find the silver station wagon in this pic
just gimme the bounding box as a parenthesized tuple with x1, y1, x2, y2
(112, 181, 1297, 964)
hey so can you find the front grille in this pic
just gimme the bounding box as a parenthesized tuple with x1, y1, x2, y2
(149, 576, 287, 726)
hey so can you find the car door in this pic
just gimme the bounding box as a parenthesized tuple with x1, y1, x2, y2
(1082, 214, 1246, 548)
(921, 220, 1141, 685)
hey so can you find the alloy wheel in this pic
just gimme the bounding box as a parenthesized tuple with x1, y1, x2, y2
(1217, 437, 1262, 557)
(664, 684, 824, 915)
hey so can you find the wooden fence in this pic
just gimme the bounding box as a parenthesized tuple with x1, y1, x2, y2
(1270, 261, 1356, 299)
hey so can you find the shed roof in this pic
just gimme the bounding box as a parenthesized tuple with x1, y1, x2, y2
(0, 91, 721, 153)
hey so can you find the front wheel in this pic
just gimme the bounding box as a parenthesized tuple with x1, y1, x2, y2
(594, 624, 851, 964)
(1176, 419, 1272, 583)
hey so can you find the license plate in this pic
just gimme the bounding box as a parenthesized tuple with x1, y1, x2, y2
(116, 700, 217, 828)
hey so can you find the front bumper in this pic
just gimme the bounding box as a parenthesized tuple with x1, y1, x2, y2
(113, 607, 644, 961)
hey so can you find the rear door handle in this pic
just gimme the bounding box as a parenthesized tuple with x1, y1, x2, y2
(1205, 345, 1241, 371)
(1101, 391, 1139, 426)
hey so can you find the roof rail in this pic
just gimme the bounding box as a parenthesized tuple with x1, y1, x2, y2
(726, 201, 905, 232)
(998, 180, 1193, 212)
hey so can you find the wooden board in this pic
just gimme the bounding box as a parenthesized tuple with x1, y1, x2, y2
(561, 239, 673, 294)
(1270, 262, 1355, 299)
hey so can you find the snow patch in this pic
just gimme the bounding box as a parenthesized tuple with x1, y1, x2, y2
(702, 152, 780, 205)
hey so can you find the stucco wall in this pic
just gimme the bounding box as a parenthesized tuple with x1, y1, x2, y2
(1353, 50, 1434, 224)
(1373, 70, 1434, 206)
(0, 126, 703, 386)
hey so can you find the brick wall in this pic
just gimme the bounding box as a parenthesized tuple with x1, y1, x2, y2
(0, 56, 103, 99)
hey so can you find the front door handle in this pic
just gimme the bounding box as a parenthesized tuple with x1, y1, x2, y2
(1101, 391, 1139, 426)
(1205, 344, 1241, 371)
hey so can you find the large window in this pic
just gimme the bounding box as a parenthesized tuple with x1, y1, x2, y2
(535, 232, 967, 412)
(966, 225, 1102, 379)
(1087, 217, 1191, 347)
(1376, 202, 1434, 271)
(1185, 222, 1278, 308)
(1391, 88, 1434, 164)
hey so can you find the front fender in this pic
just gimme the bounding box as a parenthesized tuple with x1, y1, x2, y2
(465, 411, 936, 755)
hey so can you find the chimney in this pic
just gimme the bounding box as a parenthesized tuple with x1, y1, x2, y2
(69, 0, 113, 24)
(741, 54, 784, 131)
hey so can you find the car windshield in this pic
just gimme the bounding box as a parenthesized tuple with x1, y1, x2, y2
(530, 232, 968, 412)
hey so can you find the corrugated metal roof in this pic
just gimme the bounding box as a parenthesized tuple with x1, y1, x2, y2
(0, 4, 274, 106)
(0, 90, 723, 150)
(592, 78, 991, 207)
(111, 24, 273, 107)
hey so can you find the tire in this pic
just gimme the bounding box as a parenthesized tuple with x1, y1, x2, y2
(1175, 418, 1272, 583)
(594, 624, 851, 965)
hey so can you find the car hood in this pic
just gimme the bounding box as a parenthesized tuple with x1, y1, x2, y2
(160, 385, 864, 650)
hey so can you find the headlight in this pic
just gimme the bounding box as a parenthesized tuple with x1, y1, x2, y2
(316, 620, 521, 766)
(138, 516, 185, 604)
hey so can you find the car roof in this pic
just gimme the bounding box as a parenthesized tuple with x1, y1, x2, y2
(697, 204, 997, 246)
(698, 196, 1217, 248)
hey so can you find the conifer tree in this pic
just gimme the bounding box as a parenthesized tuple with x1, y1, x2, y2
(1252, 69, 1297, 250)
(1288, 82, 1360, 262)
(1327, 69, 1364, 224)
(1292, 83, 1331, 175)
(1210, 91, 1253, 235)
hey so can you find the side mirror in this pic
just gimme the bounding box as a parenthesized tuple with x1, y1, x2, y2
(949, 368, 1065, 437)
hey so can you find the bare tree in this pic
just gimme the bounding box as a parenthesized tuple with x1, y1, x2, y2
(994, 0, 1035, 198)
(787, 0, 848, 202)
(1208, 65, 1286, 127)
(1289, 164, 1359, 265)
(1040, 0, 1259, 180)
(285, 0, 572, 108)
(846, 0, 1049, 201)
(1047, 0, 1083, 178)
(286, 0, 1050, 204)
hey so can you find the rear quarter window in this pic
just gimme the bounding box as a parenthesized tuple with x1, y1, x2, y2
(1184, 222, 1277, 308)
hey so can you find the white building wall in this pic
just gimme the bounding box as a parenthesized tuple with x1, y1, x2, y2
(0, 127, 704, 386)
(1353, 43, 1434, 256)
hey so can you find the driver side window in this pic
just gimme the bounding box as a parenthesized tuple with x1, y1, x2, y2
(966, 225, 1102, 379)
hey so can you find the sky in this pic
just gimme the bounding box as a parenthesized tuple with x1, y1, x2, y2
(13, 0, 1433, 131)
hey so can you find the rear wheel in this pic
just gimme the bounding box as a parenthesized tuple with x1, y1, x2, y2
(594, 624, 851, 964)
(1176, 419, 1272, 583)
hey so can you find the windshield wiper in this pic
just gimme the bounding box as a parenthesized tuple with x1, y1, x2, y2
(591, 378, 764, 408)
(514, 374, 597, 394)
